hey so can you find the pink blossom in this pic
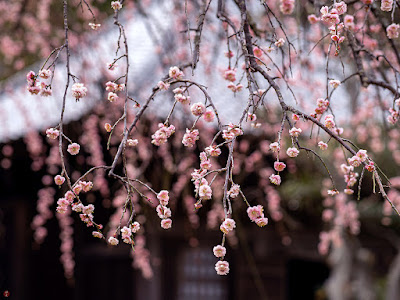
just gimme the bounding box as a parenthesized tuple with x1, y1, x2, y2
(71, 83, 87, 100)
(156, 205, 172, 219)
(381, 0, 393, 11)
(151, 123, 176, 146)
(127, 139, 138, 146)
(92, 231, 103, 238)
(203, 110, 215, 122)
(321, 13, 340, 26)
(253, 47, 263, 58)
(289, 127, 302, 137)
(227, 184, 240, 198)
(255, 217, 269, 227)
(38, 69, 52, 79)
(274, 161, 286, 172)
(191, 102, 206, 116)
(329, 80, 341, 88)
(79, 181, 93, 192)
(108, 236, 119, 245)
(318, 141, 328, 150)
(344, 188, 354, 195)
(247, 205, 264, 221)
(67, 143, 80, 155)
(199, 184, 212, 200)
(327, 189, 339, 196)
(161, 218, 172, 229)
(169, 66, 184, 79)
(111, 1, 122, 11)
(174, 93, 190, 104)
(270, 142, 280, 152)
(105, 81, 118, 92)
(39, 84, 52, 97)
(308, 14, 320, 24)
(107, 92, 118, 102)
(356, 149, 368, 162)
(324, 115, 335, 129)
(65, 191, 76, 202)
(89, 23, 101, 30)
(130, 221, 141, 233)
(220, 218, 236, 234)
(54, 175, 65, 185)
(46, 128, 59, 139)
(157, 81, 170, 91)
(182, 129, 199, 147)
(269, 174, 281, 185)
(73, 184, 82, 195)
(344, 15, 355, 30)
(348, 155, 362, 167)
(215, 261, 230, 275)
(205, 146, 221, 157)
(275, 38, 285, 47)
(334, 2, 347, 15)
(157, 190, 170, 206)
(279, 0, 295, 14)
(286, 147, 299, 157)
(223, 69, 236, 82)
(213, 245, 226, 258)
(387, 24, 400, 39)
(365, 162, 375, 172)
(72, 203, 84, 212)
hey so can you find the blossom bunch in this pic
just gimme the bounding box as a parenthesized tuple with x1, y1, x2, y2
(151, 123, 176, 146)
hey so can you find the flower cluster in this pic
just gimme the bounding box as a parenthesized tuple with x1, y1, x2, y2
(56, 181, 94, 223)
(387, 23, 400, 39)
(227, 184, 240, 199)
(190, 102, 206, 116)
(220, 218, 236, 234)
(26, 70, 53, 96)
(182, 128, 200, 147)
(71, 83, 88, 101)
(169, 66, 184, 80)
(247, 205, 268, 227)
(156, 190, 172, 229)
(46, 128, 59, 139)
(222, 123, 243, 141)
(151, 123, 176, 146)
(105, 81, 125, 103)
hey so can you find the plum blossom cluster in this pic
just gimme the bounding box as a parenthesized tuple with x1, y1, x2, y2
(151, 123, 176, 146)
(173, 86, 190, 105)
(105, 81, 125, 103)
(71, 83, 88, 101)
(388, 99, 400, 124)
(156, 190, 172, 229)
(182, 128, 200, 147)
(118, 221, 140, 245)
(26, 70, 53, 96)
(222, 123, 243, 141)
(213, 244, 229, 275)
(319, 3, 347, 54)
(169, 66, 184, 80)
(56, 181, 97, 230)
(247, 205, 268, 227)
